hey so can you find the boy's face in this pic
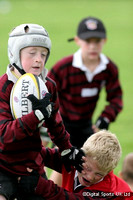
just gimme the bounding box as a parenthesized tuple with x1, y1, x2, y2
(20, 46, 48, 76)
(78, 156, 107, 186)
(75, 37, 106, 61)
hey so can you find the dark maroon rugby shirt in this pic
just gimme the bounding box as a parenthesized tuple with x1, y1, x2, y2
(48, 55, 123, 122)
(0, 74, 71, 175)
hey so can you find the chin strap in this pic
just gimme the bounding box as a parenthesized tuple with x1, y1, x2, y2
(13, 63, 26, 75)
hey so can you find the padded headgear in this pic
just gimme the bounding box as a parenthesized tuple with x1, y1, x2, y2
(8, 23, 51, 73)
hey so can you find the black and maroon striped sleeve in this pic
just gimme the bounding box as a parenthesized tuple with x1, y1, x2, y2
(100, 60, 123, 122)
(36, 176, 119, 200)
(45, 76, 72, 152)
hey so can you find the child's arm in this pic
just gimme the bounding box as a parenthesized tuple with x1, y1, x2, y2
(35, 176, 88, 200)
(19, 172, 133, 200)
(45, 77, 72, 151)
(41, 146, 85, 174)
(95, 62, 123, 130)
(41, 147, 62, 173)
(43, 77, 85, 173)
(19, 171, 90, 200)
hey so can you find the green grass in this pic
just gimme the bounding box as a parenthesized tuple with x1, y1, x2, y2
(0, 0, 133, 177)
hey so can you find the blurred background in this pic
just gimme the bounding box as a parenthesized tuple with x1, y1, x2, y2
(0, 0, 132, 176)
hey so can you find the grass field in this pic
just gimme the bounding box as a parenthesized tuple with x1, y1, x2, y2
(0, 0, 133, 177)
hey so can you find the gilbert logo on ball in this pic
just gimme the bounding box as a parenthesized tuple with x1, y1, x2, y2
(10, 73, 48, 119)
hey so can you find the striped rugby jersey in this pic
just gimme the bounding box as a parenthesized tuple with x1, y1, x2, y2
(48, 52, 123, 123)
(0, 67, 71, 175)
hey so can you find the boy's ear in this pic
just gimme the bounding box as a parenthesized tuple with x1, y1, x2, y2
(74, 36, 81, 46)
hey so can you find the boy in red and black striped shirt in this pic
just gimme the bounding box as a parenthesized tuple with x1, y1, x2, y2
(48, 16, 123, 148)
(0, 23, 84, 200)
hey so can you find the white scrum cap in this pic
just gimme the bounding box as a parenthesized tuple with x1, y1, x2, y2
(8, 23, 52, 71)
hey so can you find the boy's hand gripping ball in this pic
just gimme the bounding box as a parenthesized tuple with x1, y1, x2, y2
(10, 73, 52, 122)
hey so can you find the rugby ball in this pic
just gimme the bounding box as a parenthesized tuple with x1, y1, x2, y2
(10, 73, 48, 119)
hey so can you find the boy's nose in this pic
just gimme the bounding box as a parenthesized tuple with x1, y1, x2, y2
(88, 42, 96, 48)
(86, 173, 95, 182)
(35, 54, 43, 62)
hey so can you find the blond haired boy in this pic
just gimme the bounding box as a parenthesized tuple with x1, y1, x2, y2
(19, 130, 133, 199)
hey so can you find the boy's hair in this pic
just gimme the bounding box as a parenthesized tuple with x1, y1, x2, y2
(82, 130, 122, 173)
(121, 153, 133, 182)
